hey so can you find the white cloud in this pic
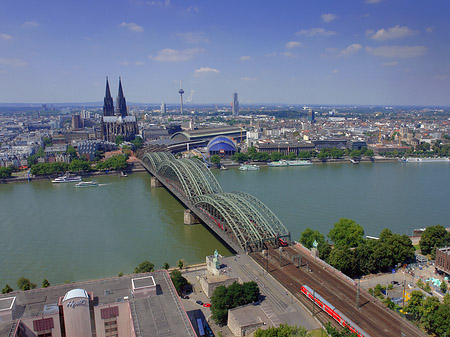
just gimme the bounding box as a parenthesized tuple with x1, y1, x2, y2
(240, 55, 251, 61)
(286, 41, 302, 49)
(365, 0, 384, 3)
(135, 61, 145, 66)
(147, 0, 170, 6)
(382, 61, 398, 67)
(366, 45, 427, 58)
(149, 48, 203, 62)
(264, 52, 277, 57)
(22, 21, 39, 28)
(0, 33, 13, 41)
(0, 58, 28, 67)
(194, 67, 219, 76)
(326, 44, 362, 57)
(176, 32, 209, 44)
(321, 13, 338, 23)
(296, 27, 336, 37)
(119, 22, 144, 32)
(332, 69, 339, 74)
(119, 61, 130, 66)
(281, 51, 295, 57)
(425, 27, 434, 33)
(241, 76, 257, 81)
(186, 6, 199, 13)
(366, 25, 417, 41)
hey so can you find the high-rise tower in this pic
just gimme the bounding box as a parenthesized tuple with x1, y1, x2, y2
(178, 82, 184, 114)
(116, 77, 128, 117)
(103, 77, 115, 116)
(232, 92, 239, 117)
(161, 102, 166, 114)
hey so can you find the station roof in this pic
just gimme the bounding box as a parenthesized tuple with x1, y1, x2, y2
(171, 126, 242, 141)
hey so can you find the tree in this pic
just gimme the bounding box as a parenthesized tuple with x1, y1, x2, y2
(328, 218, 364, 248)
(131, 136, 144, 149)
(255, 323, 311, 337)
(404, 290, 424, 321)
(42, 279, 50, 288)
(43, 136, 52, 147)
(210, 155, 221, 166)
(420, 296, 441, 333)
(17, 277, 36, 291)
(253, 152, 270, 162)
(66, 145, 78, 159)
(247, 146, 257, 160)
(270, 152, 284, 161)
(231, 152, 248, 163)
(325, 322, 359, 337)
(441, 281, 448, 294)
(170, 270, 189, 295)
(0, 167, 12, 178)
(1, 284, 13, 294)
(115, 135, 125, 146)
(327, 246, 356, 277)
(134, 260, 154, 273)
(419, 225, 450, 258)
(69, 159, 91, 172)
(162, 262, 170, 270)
(177, 259, 184, 270)
(299, 228, 325, 249)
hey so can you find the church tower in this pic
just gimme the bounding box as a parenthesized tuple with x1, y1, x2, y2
(103, 77, 115, 116)
(116, 77, 128, 117)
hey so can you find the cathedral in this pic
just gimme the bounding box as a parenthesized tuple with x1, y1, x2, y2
(101, 77, 138, 143)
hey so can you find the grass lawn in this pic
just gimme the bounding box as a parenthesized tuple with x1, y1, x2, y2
(309, 328, 328, 337)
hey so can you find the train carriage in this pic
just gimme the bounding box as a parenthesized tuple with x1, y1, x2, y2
(301, 285, 370, 337)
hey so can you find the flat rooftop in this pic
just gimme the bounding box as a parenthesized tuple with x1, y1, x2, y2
(0, 271, 195, 337)
(0, 297, 15, 311)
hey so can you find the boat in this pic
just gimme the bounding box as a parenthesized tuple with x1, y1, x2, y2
(402, 157, 450, 163)
(268, 160, 289, 167)
(239, 164, 260, 171)
(286, 160, 313, 166)
(220, 165, 228, 170)
(268, 159, 312, 167)
(120, 171, 128, 177)
(75, 181, 99, 188)
(52, 174, 82, 183)
(350, 159, 359, 164)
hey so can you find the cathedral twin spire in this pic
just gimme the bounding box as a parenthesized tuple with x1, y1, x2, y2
(103, 77, 128, 117)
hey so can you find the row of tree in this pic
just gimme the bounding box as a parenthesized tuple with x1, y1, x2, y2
(29, 154, 129, 176)
(300, 218, 415, 277)
(419, 225, 450, 259)
(0, 167, 13, 178)
(2, 277, 50, 294)
(405, 291, 450, 335)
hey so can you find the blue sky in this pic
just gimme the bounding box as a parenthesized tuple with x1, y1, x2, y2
(1, 0, 449, 105)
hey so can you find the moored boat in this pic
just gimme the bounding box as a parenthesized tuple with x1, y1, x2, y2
(52, 174, 82, 183)
(239, 164, 260, 171)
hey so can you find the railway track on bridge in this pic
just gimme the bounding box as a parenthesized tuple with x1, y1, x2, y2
(250, 246, 427, 337)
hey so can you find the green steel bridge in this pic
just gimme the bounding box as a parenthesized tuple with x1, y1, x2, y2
(139, 151, 291, 253)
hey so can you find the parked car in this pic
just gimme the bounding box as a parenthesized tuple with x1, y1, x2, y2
(196, 300, 203, 306)
(203, 303, 211, 308)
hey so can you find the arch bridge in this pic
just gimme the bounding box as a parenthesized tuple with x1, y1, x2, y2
(140, 151, 290, 253)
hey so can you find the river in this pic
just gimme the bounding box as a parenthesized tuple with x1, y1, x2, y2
(0, 161, 448, 287)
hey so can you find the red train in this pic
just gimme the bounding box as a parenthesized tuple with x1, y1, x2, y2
(301, 285, 370, 337)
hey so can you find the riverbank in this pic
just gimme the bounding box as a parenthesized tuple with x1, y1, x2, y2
(0, 162, 147, 184)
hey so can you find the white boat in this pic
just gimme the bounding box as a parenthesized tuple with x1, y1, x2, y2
(52, 174, 82, 183)
(268, 160, 289, 167)
(350, 159, 359, 164)
(75, 181, 99, 188)
(286, 160, 313, 166)
(239, 164, 260, 171)
(268, 159, 312, 167)
(403, 157, 450, 163)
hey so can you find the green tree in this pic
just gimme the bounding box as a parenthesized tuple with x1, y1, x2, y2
(404, 290, 424, 321)
(131, 136, 144, 149)
(134, 260, 154, 273)
(365, 149, 374, 157)
(419, 225, 450, 258)
(0, 167, 13, 178)
(95, 154, 128, 171)
(255, 323, 311, 337)
(170, 270, 189, 295)
(42, 279, 50, 288)
(420, 296, 441, 333)
(231, 152, 248, 163)
(66, 145, 78, 159)
(299, 228, 325, 249)
(444, 292, 450, 305)
(162, 262, 170, 270)
(349, 149, 362, 158)
(441, 281, 448, 294)
(115, 135, 125, 146)
(210, 155, 221, 166)
(43, 136, 52, 147)
(69, 159, 91, 172)
(17, 277, 36, 291)
(247, 146, 257, 160)
(253, 152, 270, 161)
(327, 246, 356, 277)
(177, 259, 184, 270)
(430, 304, 450, 336)
(1, 284, 13, 294)
(325, 322, 358, 337)
(270, 152, 284, 161)
(328, 218, 364, 248)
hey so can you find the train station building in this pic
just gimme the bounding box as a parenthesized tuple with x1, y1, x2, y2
(0, 271, 196, 337)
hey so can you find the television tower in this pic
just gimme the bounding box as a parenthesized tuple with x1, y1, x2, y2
(178, 82, 184, 114)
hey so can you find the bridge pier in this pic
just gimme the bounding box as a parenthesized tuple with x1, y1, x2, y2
(184, 209, 200, 225)
(151, 177, 163, 188)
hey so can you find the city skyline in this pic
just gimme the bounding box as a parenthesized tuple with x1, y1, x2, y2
(1, 0, 450, 105)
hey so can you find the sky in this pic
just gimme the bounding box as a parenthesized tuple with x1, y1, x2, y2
(1, 0, 450, 106)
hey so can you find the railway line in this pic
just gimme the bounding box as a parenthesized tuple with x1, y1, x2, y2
(250, 245, 427, 337)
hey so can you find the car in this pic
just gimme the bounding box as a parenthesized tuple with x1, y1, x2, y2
(391, 281, 399, 285)
(203, 303, 211, 308)
(196, 300, 203, 305)
(182, 295, 190, 299)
